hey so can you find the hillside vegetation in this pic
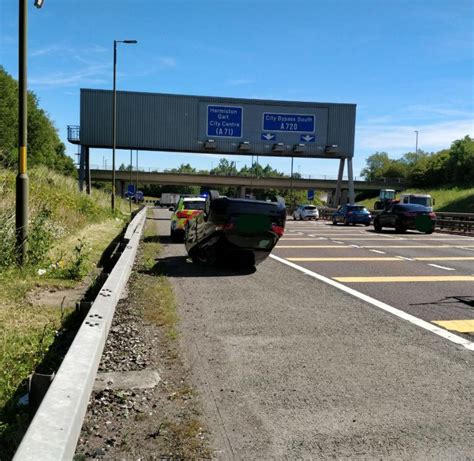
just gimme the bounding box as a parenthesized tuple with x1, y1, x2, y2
(359, 186, 474, 213)
(0, 167, 130, 454)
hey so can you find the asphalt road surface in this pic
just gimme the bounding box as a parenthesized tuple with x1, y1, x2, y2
(153, 207, 474, 459)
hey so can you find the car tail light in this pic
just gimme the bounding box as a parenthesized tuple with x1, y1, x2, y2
(429, 212, 436, 218)
(176, 211, 188, 219)
(216, 223, 235, 231)
(403, 212, 417, 217)
(271, 224, 285, 237)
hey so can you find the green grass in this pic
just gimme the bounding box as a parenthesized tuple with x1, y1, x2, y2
(358, 186, 474, 213)
(0, 166, 132, 458)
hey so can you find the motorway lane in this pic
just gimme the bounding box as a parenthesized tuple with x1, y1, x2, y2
(276, 220, 474, 338)
(152, 208, 474, 458)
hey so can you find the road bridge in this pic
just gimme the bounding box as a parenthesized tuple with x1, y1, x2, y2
(89, 169, 404, 205)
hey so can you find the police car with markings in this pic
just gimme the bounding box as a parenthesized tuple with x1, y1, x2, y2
(170, 196, 207, 242)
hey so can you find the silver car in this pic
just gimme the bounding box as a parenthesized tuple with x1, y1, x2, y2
(293, 204, 319, 220)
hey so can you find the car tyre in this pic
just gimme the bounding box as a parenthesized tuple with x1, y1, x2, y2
(395, 219, 406, 233)
(344, 218, 349, 226)
(374, 219, 382, 232)
(332, 218, 337, 225)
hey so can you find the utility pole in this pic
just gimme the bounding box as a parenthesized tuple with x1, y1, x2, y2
(414, 130, 419, 154)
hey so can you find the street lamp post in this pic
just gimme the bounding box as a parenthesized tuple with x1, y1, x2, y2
(16, 0, 44, 265)
(111, 39, 137, 211)
(414, 130, 419, 154)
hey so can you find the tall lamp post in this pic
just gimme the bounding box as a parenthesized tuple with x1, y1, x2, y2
(16, 0, 44, 265)
(111, 39, 137, 211)
(414, 130, 419, 154)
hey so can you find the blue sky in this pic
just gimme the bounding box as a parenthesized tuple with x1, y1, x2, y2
(1, 0, 473, 178)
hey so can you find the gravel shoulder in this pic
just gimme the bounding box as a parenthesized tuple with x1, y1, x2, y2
(75, 213, 211, 459)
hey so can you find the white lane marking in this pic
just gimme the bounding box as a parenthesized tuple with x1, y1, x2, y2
(428, 263, 456, 271)
(350, 244, 361, 248)
(460, 247, 474, 252)
(332, 241, 344, 244)
(270, 255, 474, 351)
(319, 237, 328, 240)
(369, 249, 386, 254)
(396, 256, 415, 261)
(308, 234, 316, 237)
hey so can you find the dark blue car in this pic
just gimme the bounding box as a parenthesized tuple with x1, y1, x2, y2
(332, 204, 372, 226)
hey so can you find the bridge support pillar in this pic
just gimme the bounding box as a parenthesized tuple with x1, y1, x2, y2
(340, 189, 348, 205)
(78, 145, 86, 192)
(115, 180, 125, 197)
(347, 157, 355, 204)
(239, 186, 246, 198)
(85, 146, 91, 195)
(333, 158, 346, 207)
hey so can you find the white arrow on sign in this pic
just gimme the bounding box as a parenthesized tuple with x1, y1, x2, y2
(262, 133, 276, 141)
(301, 135, 315, 142)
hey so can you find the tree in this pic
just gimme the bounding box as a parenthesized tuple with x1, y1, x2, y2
(360, 152, 392, 181)
(0, 66, 75, 175)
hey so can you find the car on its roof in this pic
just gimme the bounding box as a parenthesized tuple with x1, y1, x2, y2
(293, 204, 319, 220)
(170, 196, 206, 242)
(332, 204, 371, 226)
(373, 203, 436, 234)
(185, 192, 286, 268)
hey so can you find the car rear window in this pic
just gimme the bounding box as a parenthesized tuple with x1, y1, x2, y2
(183, 201, 205, 210)
(397, 204, 429, 211)
(303, 206, 316, 210)
(348, 206, 367, 212)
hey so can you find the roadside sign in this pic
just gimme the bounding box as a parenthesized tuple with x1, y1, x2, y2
(263, 112, 315, 133)
(307, 189, 315, 201)
(127, 184, 135, 194)
(207, 105, 242, 137)
(301, 134, 315, 142)
(261, 133, 276, 141)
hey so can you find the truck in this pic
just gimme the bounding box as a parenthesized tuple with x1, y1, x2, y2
(399, 193, 434, 211)
(160, 193, 180, 208)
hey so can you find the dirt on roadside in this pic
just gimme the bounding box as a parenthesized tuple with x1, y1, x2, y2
(74, 216, 212, 459)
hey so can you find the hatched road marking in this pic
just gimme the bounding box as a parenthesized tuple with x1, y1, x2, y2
(287, 257, 402, 261)
(270, 255, 474, 351)
(427, 264, 456, 271)
(370, 249, 386, 254)
(432, 320, 474, 333)
(333, 276, 474, 283)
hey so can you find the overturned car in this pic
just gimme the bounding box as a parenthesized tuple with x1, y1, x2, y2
(184, 192, 286, 267)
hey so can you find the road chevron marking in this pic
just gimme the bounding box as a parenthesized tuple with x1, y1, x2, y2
(433, 320, 474, 333)
(334, 276, 474, 282)
(270, 254, 474, 351)
(287, 257, 402, 261)
(427, 264, 456, 271)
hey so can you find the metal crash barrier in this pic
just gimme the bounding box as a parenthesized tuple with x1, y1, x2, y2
(14, 208, 147, 461)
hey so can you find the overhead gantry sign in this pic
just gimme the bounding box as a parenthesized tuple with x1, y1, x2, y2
(74, 89, 357, 202)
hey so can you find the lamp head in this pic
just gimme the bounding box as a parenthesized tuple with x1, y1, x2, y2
(34, 0, 44, 8)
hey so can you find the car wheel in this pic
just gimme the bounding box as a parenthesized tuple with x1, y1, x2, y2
(344, 218, 349, 226)
(365, 222, 370, 227)
(293, 214, 297, 220)
(332, 218, 337, 225)
(395, 219, 406, 233)
(374, 219, 382, 232)
(425, 229, 434, 234)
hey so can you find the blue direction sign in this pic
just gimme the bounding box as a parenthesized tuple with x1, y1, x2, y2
(263, 112, 315, 133)
(307, 189, 315, 201)
(261, 133, 276, 141)
(207, 105, 242, 137)
(301, 134, 315, 142)
(127, 184, 135, 194)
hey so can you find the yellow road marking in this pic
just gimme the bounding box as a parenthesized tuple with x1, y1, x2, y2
(333, 276, 474, 283)
(287, 257, 401, 261)
(277, 245, 351, 248)
(415, 257, 474, 261)
(433, 319, 474, 333)
(362, 245, 474, 249)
